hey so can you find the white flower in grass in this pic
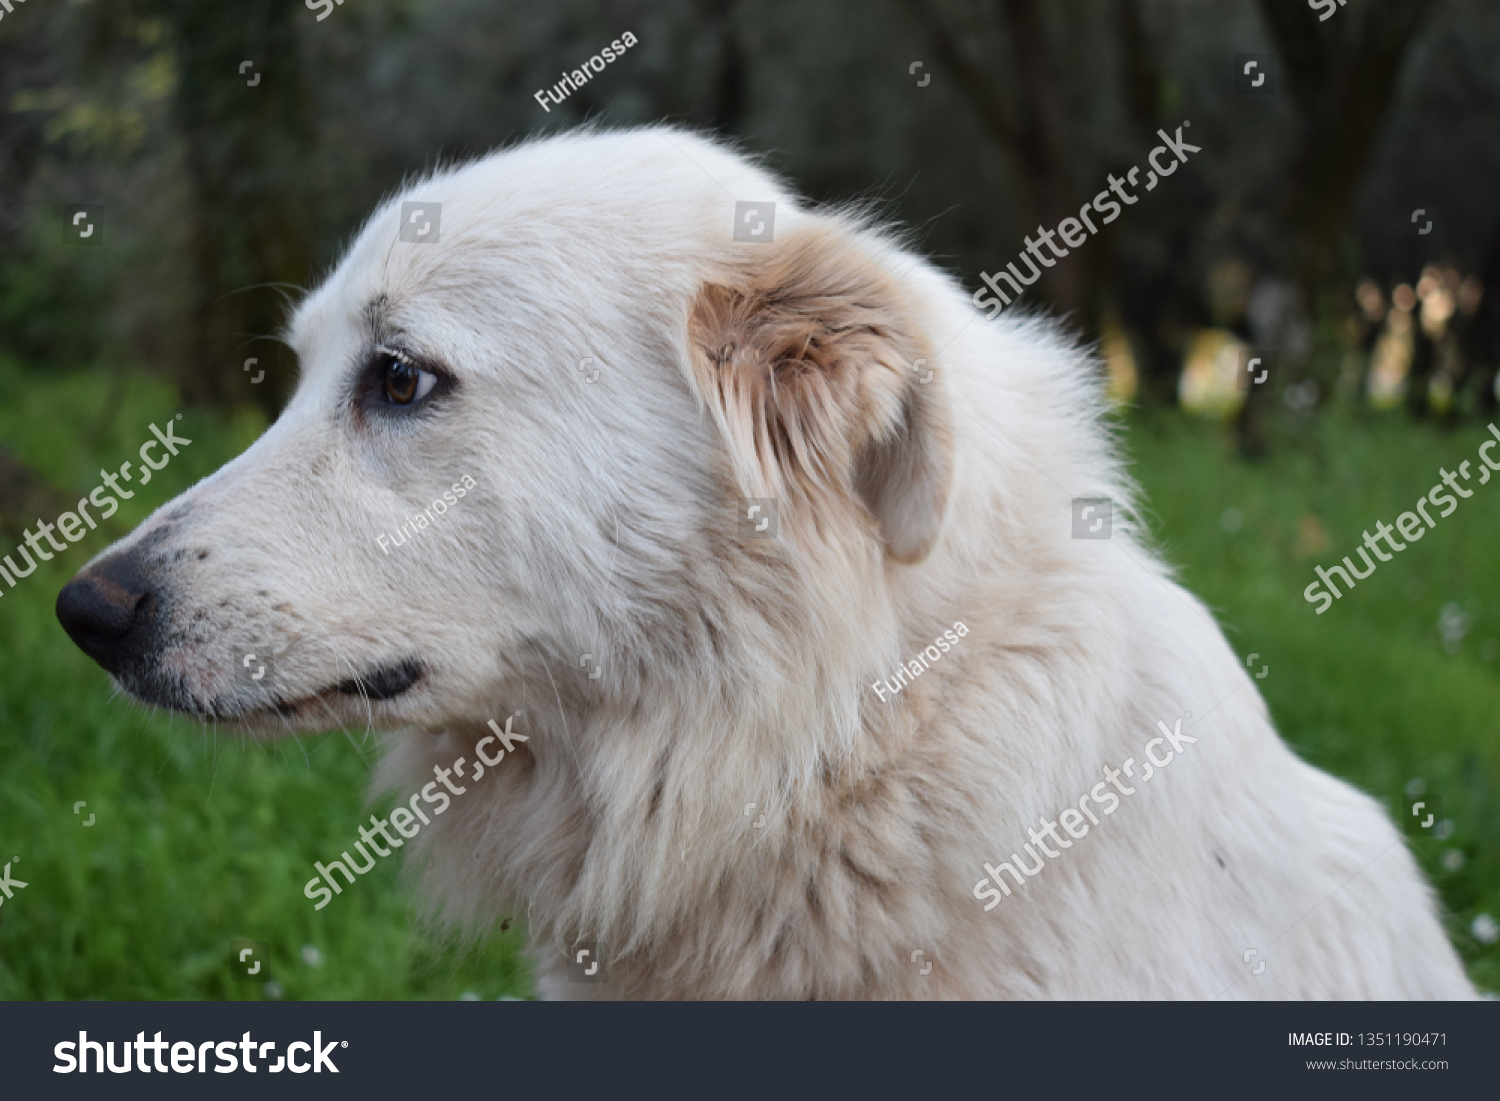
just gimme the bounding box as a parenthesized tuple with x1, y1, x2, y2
(1471, 913, 1498, 945)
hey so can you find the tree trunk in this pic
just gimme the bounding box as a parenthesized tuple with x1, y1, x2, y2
(902, 0, 1088, 320)
(152, 0, 316, 414)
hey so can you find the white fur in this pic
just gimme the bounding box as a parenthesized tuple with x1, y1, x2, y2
(95, 126, 1474, 999)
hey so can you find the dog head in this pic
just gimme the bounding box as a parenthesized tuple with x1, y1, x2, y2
(55, 126, 955, 735)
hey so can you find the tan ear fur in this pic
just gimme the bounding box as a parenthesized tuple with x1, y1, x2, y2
(687, 221, 953, 563)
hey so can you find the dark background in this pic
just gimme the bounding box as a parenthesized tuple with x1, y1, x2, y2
(4, 0, 1500, 437)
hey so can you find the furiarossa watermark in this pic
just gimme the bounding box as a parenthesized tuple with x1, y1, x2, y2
(376, 474, 476, 555)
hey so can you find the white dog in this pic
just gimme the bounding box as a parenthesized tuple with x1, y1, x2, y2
(57, 126, 1474, 999)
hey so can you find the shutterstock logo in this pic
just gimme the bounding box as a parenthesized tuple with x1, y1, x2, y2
(1304, 423, 1500, 614)
(1071, 497, 1112, 539)
(734, 201, 775, 243)
(568, 942, 607, 982)
(236, 649, 277, 690)
(973, 714, 1197, 910)
(64, 203, 103, 246)
(1237, 350, 1279, 393)
(737, 497, 778, 539)
(398, 201, 441, 244)
(55, 1030, 345, 1073)
(0, 857, 27, 908)
(1235, 53, 1276, 95)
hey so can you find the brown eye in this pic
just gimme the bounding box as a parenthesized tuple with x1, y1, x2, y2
(383, 358, 417, 403)
(380, 356, 435, 405)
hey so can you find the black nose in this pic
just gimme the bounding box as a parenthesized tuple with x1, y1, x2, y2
(56, 552, 154, 674)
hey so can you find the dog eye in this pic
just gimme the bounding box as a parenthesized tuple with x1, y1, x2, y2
(380, 355, 437, 405)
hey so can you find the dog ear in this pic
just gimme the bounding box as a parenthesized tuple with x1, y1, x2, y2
(688, 221, 953, 564)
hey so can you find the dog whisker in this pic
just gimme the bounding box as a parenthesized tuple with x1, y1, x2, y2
(542, 662, 584, 776)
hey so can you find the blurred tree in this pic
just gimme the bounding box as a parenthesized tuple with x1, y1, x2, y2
(1232, 0, 1440, 454)
(1104, 0, 1191, 405)
(698, 0, 746, 132)
(142, 0, 316, 412)
(1257, 0, 1441, 296)
(0, 0, 137, 368)
(6, 0, 1500, 444)
(901, 0, 1089, 319)
(1462, 228, 1500, 415)
(0, 6, 56, 281)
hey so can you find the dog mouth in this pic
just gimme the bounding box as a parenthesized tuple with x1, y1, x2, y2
(120, 656, 427, 726)
(334, 658, 424, 702)
(247, 657, 427, 721)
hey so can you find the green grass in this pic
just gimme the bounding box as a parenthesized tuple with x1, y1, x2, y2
(0, 357, 1495, 997)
